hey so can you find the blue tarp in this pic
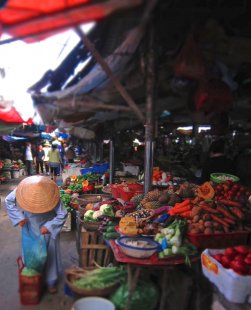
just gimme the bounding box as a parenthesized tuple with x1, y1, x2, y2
(2, 135, 27, 142)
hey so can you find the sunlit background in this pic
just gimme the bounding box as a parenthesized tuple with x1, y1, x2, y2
(0, 23, 94, 121)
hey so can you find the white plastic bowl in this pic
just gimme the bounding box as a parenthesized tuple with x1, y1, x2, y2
(116, 236, 159, 259)
(71, 297, 115, 310)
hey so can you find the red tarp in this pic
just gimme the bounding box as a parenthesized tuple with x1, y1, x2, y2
(0, 0, 142, 42)
(0, 106, 30, 123)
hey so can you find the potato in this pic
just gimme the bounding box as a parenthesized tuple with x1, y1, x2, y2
(204, 221, 212, 228)
(192, 215, 200, 223)
(198, 219, 204, 225)
(204, 228, 213, 234)
(203, 214, 211, 221)
(189, 229, 199, 234)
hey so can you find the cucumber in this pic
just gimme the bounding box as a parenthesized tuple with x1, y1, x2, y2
(104, 232, 120, 240)
(106, 226, 116, 233)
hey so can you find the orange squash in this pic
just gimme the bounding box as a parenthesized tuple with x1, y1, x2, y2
(197, 182, 215, 199)
(82, 180, 89, 187)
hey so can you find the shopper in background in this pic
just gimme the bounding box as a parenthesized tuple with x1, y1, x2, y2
(63, 142, 75, 165)
(48, 142, 63, 182)
(201, 138, 235, 183)
(5, 176, 67, 294)
(24, 142, 34, 176)
(35, 144, 45, 175)
(43, 141, 51, 175)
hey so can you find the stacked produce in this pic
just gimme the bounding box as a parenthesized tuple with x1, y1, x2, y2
(154, 219, 198, 264)
(212, 245, 251, 275)
(68, 266, 126, 291)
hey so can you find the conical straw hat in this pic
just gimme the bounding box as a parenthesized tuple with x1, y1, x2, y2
(16, 176, 60, 214)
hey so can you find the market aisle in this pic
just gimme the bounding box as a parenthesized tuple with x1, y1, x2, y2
(0, 178, 77, 310)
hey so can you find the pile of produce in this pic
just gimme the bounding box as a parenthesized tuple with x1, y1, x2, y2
(155, 219, 198, 264)
(98, 219, 119, 240)
(212, 246, 251, 276)
(71, 266, 126, 290)
(21, 267, 40, 277)
(62, 174, 101, 194)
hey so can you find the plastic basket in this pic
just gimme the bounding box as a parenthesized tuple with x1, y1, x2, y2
(119, 189, 144, 202)
(210, 173, 240, 184)
(111, 184, 121, 198)
(187, 230, 250, 249)
(17, 257, 43, 305)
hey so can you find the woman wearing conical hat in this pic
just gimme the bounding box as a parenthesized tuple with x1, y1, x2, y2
(5, 176, 67, 294)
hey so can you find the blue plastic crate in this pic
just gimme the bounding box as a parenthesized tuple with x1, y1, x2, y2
(80, 167, 93, 175)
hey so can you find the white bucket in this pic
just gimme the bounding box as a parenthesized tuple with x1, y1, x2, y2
(71, 297, 115, 310)
(12, 170, 20, 179)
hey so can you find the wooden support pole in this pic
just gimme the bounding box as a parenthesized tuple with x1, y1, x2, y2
(58, 97, 131, 112)
(75, 27, 145, 122)
(144, 24, 155, 194)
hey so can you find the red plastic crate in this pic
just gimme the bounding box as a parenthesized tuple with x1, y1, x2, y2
(111, 184, 121, 198)
(119, 188, 144, 201)
(187, 231, 250, 250)
(17, 257, 43, 305)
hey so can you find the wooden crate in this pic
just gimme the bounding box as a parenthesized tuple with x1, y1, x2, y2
(79, 228, 115, 268)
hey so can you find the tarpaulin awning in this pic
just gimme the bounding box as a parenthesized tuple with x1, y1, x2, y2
(0, 0, 142, 43)
(0, 106, 25, 123)
(2, 135, 27, 142)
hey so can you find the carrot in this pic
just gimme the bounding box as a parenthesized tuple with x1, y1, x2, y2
(210, 214, 230, 228)
(179, 211, 192, 218)
(217, 206, 236, 220)
(230, 208, 245, 220)
(169, 205, 191, 215)
(173, 199, 191, 209)
(218, 199, 242, 208)
(199, 203, 218, 214)
(224, 217, 236, 225)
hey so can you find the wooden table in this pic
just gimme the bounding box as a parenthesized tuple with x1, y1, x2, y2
(109, 240, 200, 310)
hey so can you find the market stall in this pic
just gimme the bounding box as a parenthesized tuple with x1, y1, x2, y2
(62, 169, 251, 308)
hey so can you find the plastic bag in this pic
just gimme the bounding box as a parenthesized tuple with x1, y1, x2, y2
(111, 281, 159, 310)
(21, 225, 47, 273)
(175, 33, 207, 80)
(194, 79, 233, 114)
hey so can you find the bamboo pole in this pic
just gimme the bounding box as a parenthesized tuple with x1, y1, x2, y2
(75, 27, 145, 122)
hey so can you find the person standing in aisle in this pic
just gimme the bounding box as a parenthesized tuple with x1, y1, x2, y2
(24, 142, 34, 176)
(48, 142, 63, 183)
(43, 141, 51, 175)
(5, 175, 67, 294)
(35, 144, 45, 175)
(63, 142, 75, 165)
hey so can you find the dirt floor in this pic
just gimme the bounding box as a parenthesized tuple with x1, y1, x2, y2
(0, 177, 250, 310)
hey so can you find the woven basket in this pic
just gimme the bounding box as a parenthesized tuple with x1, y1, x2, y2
(79, 218, 100, 231)
(65, 267, 119, 297)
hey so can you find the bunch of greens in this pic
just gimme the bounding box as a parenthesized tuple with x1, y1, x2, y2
(21, 267, 40, 277)
(73, 266, 126, 289)
(60, 193, 72, 212)
(155, 219, 197, 265)
(67, 183, 83, 192)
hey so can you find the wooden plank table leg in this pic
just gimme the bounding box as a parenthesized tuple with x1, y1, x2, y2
(125, 264, 141, 310)
(159, 268, 169, 310)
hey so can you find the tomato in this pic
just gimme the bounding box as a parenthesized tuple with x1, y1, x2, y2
(221, 255, 232, 268)
(212, 254, 223, 263)
(244, 257, 251, 265)
(230, 260, 249, 275)
(234, 245, 250, 255)
(234, 254, 246, 263)
(224, 247, 237, 258)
